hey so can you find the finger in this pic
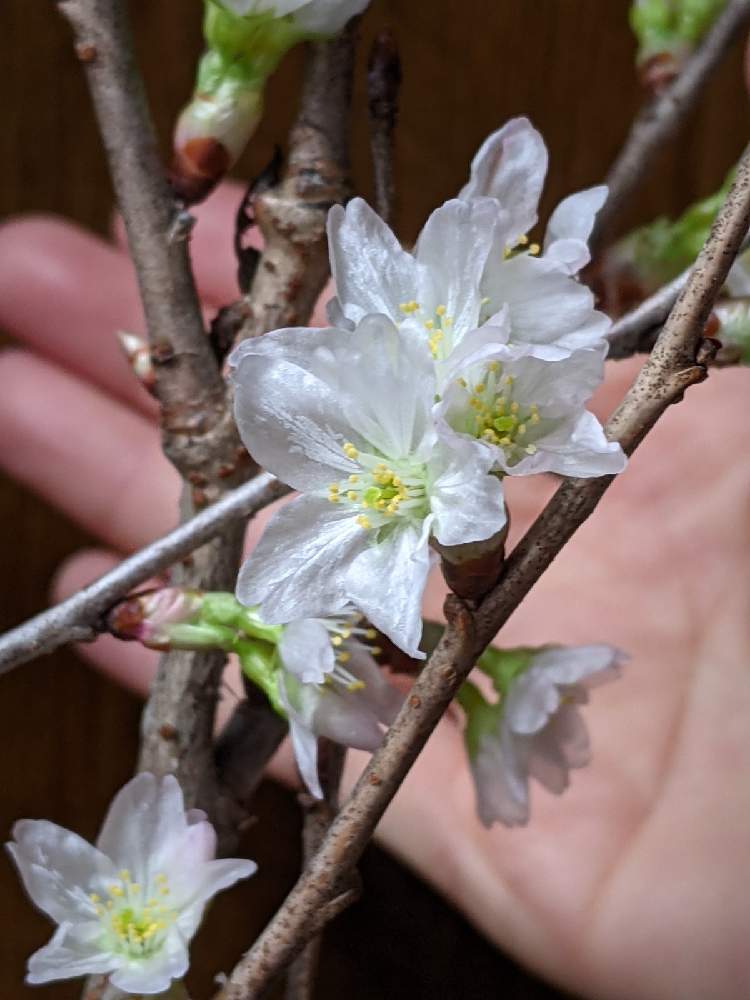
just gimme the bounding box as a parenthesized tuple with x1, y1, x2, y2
(0, 216, 161, 417)
(0, 350, 180, 550)
(113, 183, 253, 309)
(112, 182, 334, 326)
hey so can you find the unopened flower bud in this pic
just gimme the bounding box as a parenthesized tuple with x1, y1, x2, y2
(107, 587, 229, 651)
(116, 330, 156, 396)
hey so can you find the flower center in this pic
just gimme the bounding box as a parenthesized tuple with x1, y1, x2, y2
(89, 869, 176, 959)
(453, 362, 541, 463)
(327, 443, 428, 530)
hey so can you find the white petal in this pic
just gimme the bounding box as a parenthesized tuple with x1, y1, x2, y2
(9, 820, 115, 924)
(109, 934, 189, 995)
(96, 774, 187, 881)
(504, 411, 626, 479)
(482, 253, 610, 353)
(327, 198, 419, 327)
(312, 690, 386, 751)
(530, 644, 626, 689)
(415, 198, 499, 343)
(459, 117, 548, 240)
(281, 677, 324, 799)
(292, 0, 370, 34)
(279, 619, 336, 684)
(437, 308, 511, 386)
(345, 522, 432, 658)
(429, 445, 506, 546)
(543, 185, 608, 274)
(26, 923, 115, 984)
(159, 820, 218, 907)
(469, 734, 529, 828)
(237, 496, 368, 623)
(231, 331, 361, 492)
(346, 644, 404, 724)
(174, 857, 257, 940)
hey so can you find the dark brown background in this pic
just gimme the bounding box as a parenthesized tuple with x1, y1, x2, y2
(1, 1, 748, 997)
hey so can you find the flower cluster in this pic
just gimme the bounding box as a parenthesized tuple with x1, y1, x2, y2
(6, 773, 255, 994)
(232, 116, 626, 659)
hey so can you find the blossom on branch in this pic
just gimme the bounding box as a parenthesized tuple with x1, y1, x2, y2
(436, 330, 626, 478)
(230, 316, 506, 656)
(327, 117, 610, 366)
(460, 645, 626, 827)
(6, 774, 256, 994)
(276, 613, 403, 797)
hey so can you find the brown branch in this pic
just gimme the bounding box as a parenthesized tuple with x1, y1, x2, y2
(214, 144, 750, 1000)
(237, 21, 359, 343)
(367, 30, 401, 225)
(590, 0, 750, 255)
(285, 742, 347, 1000)
(0, 473, 288, 674)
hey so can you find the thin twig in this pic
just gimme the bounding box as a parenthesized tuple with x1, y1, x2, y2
(237, 22, 359, 342)
(214, 143, 750, 1000)
(367, 30, 401, 224)
(285, 743, 347, 1000)
(607, 233, 750, 359)
(0, 474, 288, 675)
(590, 0, 750, 254)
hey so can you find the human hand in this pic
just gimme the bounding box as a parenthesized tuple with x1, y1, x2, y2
(1, 184, 748, 1000)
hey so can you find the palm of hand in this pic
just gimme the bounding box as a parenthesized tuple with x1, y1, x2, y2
(0, 190, 748, 1000)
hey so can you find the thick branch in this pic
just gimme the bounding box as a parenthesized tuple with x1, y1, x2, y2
(0, 474, 288, 675)
(215, 144, 750, 1000)
(238, 23, 358, 342)
(591, 0, 750, 254)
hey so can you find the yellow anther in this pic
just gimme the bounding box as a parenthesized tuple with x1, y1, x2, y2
(346, 679, 365, 692)
(337, 651, 351, 664)
(346, 490, 358, 502)
(399, 300, 419, 314)
(109, 885, 124, 898)
(340, 628, 352, 639)
(159, 887, 170, 896)
(525, 444, 538, 455)
(474, 383, 486, 394)
(530, 411, 540, 424)
(343, 442, 359, 459)
(529, 243, 540, 255)
(89, 894, 100, 904)
(331, 635, 343, 647)
(488, 361, 499, 373)
(480, 296, 491, 305)
(355, 515, 372, 530)
(348, 474, 359, 483)
(365, 628, 377, 639)
(370, 647, 382, 656)
(517, 423, 527, 435)
(456, 377, 467, 388)
(424, 319, 435, 330)
(118, 870, 131, 882)
(510, 402, 519, 413)
(517, 234, 529, 246)
(435, 304, 447, 316)
(499, 436, 512, 446)
(504, 374, 514, 385)
(503, 247, 512, 259)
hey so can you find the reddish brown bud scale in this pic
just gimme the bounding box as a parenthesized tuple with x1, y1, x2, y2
(169, 137, 231, 205)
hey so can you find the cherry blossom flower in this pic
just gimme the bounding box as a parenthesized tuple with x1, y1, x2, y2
(230, 315, 506, 657)
(6, 774, 255, 994)
(460, 645, 626, 827)
(276, 613, 403, 797)
(435, 327, 626, 478)
(326, 117, 609, 366)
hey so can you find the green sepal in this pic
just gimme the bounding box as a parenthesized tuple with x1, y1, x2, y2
(236, 638, 286, 716)
(456, 681, 500, 758)
(200, 593, 283, 644)
(160, 621, 238, 651)
(476, 646, 535, 696)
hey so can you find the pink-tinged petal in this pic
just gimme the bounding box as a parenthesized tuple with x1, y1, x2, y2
(346, 644, 404, 724)
(8, 821, 115, 924)
(312, 691, 385, 752)
(26, 923, 115, 984)
(459, 117, 548, 240)
(470, 734, 529, 828)
(345, 521, 432, 658)
(415, 198, 498, 341)
(279, 618, 335, 685)
(237, 495, 368, 624)
(327, 198, 419, 326)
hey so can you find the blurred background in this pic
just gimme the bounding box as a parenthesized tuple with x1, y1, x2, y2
(1, 1, 748, 996)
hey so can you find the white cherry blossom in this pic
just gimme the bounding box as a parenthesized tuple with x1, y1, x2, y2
(326, 117, 610, 366)
(230, 315, 506, 657)
(435, 327, 626, 478)
(6, 774, 255, 994)
(462, 645, 626, 828)
(278, 613, 402, 797)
